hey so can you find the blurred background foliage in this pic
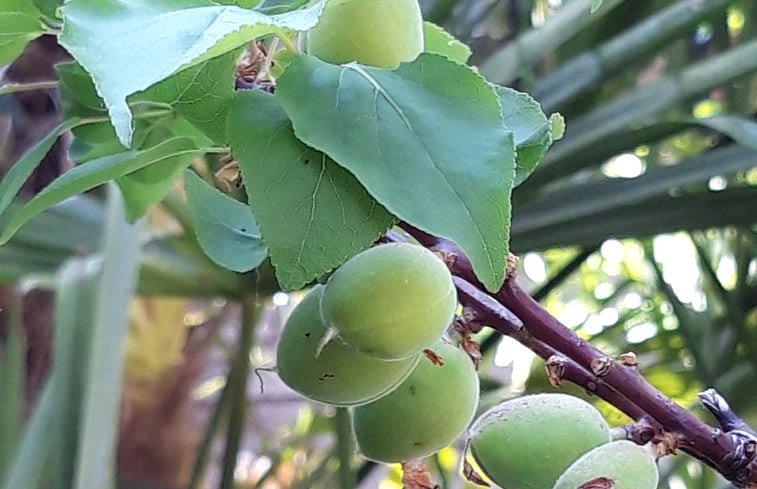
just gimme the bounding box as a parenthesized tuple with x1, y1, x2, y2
(0, 0, 755, 488)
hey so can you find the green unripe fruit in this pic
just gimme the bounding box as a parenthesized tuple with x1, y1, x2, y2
(553, 441, 659, 489)
(322, 243, 457, 360)
(351, 339, 479, 462)
(306, 0, 424, 68)
(276, 285, 420, 406)
(469, 393, 611, 489)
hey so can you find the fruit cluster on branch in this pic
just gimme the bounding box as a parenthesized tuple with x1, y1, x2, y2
(386, 225, 757, 488)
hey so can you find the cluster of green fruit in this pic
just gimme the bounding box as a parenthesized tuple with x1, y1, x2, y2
(276, 243, 480, 462)
(468, 393, 660, 489)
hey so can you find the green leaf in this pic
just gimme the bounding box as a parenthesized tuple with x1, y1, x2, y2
(497, 86, 555, 186)
(0, 1, 43, 65)
(58, 60, 218, 164)
(59, 0, 325, 146)
(422, 22, 471, 63)
(0, 137, 200, 244)
(72, 184, 140, 489)
(0, 118, 85, 220)
(0, 379, 55, 489)
(0, 311, 25, 478)
(276, 54, 515, 291)
(513, 145, 757, 238)
(227, 90, 395, 290)
(183, 170, 267, 273)
(694, 115, 757, 151)
(591, 0, 604, 13)
(141, 49, 240, 144)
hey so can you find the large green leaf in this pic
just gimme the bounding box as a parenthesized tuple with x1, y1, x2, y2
(0, 137, 200, 244)
(184, 170, 267, 273)
(0, 1, 43, 65)
(227, 90, 395, 290)
(59, 0, 325, 146)
(72, 185, 140, 489)
(497, 86, 555, 186)
(276, 54, 515, 291)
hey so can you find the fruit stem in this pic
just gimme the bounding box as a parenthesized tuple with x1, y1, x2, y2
(335, 408, 355, 489)
(276, 32, 299, 54)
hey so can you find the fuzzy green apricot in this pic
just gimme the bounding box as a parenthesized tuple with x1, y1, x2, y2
(321, 243, 457, 360)
(553, 440, 659, 489)
(305, 0, 424, 68)
(469, 393, 611, 489)
(351, 339, 479, 462)
(276, 285, 420, 406)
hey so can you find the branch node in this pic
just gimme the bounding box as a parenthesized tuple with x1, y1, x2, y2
(618, 352, 638, 367)
(506, 253, 519, 280)
(545, 354, 567, 388)
(590, 356, 613, 377)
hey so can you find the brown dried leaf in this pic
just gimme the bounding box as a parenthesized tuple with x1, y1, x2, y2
(423, 348, 444, 366)
(578, 476, 615, 489)
(463, 457, 490, 487)
(401, 459, 440, 489)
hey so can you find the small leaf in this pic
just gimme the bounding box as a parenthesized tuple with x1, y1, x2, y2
(141, 49, 240, 144)
(227, 90, 394, 290)
(0, 118, 85, 220)
(59, 0, 325, 146)
(550, 113, 565, 140)
(0, 137, 200, 244)
(276, 54, 515, 291)
(183, 169, 267, 273)
(497, 86, 555, 186)
(422, 22, 471, 64)
(590, 0, 604, 13)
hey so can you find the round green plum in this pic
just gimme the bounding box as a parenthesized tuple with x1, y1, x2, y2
(469, 393, 611, 489)
(305, 0, 424, 68)
(276, 285, 420, 406)
(351, 339, 479, 463)
(553, 440, 659, 489)
(322, 243, 457, 361)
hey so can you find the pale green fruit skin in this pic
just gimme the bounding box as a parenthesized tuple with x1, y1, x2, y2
(276, 285, 420, 406)
(322, 243, 457, 360)
(351, 339, 479, 462)
(553, 440, 659, 489)
(469, 393, 611, 489)
(306, 0, 424, 68)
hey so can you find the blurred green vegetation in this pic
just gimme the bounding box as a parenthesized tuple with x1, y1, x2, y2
(0, 0, 755, 488)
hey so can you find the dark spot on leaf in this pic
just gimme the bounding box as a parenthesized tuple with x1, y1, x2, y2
(304, 332, 311, 338)
(240, 228, 246, 232)
(317, 373, 335, 381)
(409, 386, 416, 396)
(413, 442, 423, 446)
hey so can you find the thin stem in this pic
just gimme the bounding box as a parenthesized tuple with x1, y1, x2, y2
(335, 408, 355, 489)
(276, 33, 299, 54)
(219, 296, 260, 489)
(186, 378, 232, 489)
(0, 81, 59, 96)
